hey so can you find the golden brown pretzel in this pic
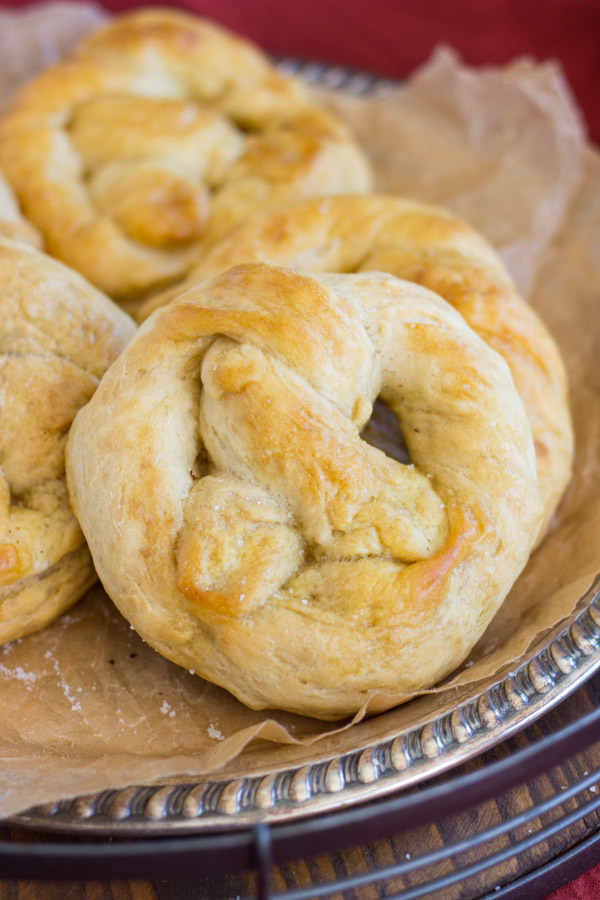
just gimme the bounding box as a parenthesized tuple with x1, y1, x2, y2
(0, 9, 371, 305)
(67, 263, 542, 718)
(0, 239, 135, 644)
(142, 195, 573, 534)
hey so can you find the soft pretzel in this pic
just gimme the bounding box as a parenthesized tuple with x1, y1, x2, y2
(0, 9, 371, 305)
(0, 239, 135, 644)
(66, 263, 542, 718)
(142, 195, 573, 534)
(0, 167, 40, 248)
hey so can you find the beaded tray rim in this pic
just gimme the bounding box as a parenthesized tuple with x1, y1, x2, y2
(11, 573, 600, 835)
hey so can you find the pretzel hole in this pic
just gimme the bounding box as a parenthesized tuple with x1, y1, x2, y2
(360, 398, 410, 466)
(190, 447, 210, 482)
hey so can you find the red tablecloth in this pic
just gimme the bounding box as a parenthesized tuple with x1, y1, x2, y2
(4, 0, 597, 143)
(0, 1, 598, 896)
(546, 869, 600, 900)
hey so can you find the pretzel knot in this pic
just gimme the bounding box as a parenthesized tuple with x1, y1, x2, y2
(0, 9, 371, 303)
(145, 195, 574, 536)
(67, 263, 543, 717)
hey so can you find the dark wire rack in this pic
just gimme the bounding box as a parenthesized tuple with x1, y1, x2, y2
(2, 701, 600, 898)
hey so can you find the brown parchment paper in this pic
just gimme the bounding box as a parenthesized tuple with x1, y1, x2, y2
(0, 7, 599, 818)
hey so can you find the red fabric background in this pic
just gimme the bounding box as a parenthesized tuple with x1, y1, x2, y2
(0, 1, 599, 895)
(1, 0, 598, 142)
(546, 866, 600, 900)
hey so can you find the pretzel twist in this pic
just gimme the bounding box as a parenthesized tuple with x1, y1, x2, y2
(0, 9, 371, 304)
(0, 239, 135, 644)
(144, 195, 573, 535)
(0, 167, 40, 248)
(67, 263, 542, 718)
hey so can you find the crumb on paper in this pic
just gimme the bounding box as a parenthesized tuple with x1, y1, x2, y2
(0, 663, 36, 685)
(208, 723, 225, 741)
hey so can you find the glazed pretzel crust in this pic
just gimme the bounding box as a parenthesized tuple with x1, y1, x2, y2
(142, 195, 573, 534)
(67, 263, 542, 718)
(0, 240, 135, 644)
(0, 9, 371, 303)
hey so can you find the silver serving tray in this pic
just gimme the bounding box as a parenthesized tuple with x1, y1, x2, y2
(10, 573, 600, 835)
(9, 61, 600, 838)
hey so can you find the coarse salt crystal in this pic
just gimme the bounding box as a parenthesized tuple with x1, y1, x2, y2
(207, 724, 224, 741)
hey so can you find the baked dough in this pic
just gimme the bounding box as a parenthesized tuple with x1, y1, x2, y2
(0, 167, 40, 247)
(0, 239, 135, 644)
(0, 9, 371, 305)
(142, 195, 573, 534)
(67, 263, 542, 718)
